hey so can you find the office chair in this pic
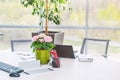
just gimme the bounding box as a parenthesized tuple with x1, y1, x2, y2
(54, 32, 64, 45)
(10, 40, 32, 52)
(80, 38, 110, 58)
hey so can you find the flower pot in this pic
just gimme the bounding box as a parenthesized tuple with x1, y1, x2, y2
(35, 49, 50, 64)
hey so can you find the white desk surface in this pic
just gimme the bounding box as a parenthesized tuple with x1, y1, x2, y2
(0, 52, 120, 80)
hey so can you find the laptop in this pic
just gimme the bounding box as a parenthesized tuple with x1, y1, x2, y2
(54, 45, 75, 59)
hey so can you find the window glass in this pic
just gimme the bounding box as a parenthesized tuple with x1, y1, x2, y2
(88, 30, 120, 55)
(49, 29, 85, 51)
(88, 0, 120, 59)
(0, 28, 40, 51)
(0, 0, 39, 26)
(0, 0, 86, 27)
(89, 0, 120, 27)
(0, 28, 84, 52)
(60, 0, 86, 26)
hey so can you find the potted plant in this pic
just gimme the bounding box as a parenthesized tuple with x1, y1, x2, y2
(21, 0, 72, 44)
(31, 33, 55, 64)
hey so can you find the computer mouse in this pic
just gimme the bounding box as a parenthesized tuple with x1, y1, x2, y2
(9, 72, 20, 77)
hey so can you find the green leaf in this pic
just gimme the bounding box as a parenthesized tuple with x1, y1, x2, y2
(21, 0, 72, 26)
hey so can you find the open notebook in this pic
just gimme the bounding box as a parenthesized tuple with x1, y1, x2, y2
(55, 45, 75, 59)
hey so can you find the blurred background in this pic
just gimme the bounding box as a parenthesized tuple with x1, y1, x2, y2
(0, 0, 120, 60)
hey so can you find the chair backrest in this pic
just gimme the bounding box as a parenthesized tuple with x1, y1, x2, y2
(10, 40, 32, 52)
(54, 32, 64, 45)
(80, 38, 110, 58)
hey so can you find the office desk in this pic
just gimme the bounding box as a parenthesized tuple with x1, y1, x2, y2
(0, 52, 120, 80)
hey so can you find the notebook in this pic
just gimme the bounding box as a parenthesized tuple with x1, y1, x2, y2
(54, 45, 75, 59)
(19, 60, 52, 75)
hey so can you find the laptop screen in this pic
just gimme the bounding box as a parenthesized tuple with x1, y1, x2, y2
(54, 45, 75, 59)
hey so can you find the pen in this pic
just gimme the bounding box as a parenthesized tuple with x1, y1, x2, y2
(24, 72, 30, 75)
(48, 68, 54, 71)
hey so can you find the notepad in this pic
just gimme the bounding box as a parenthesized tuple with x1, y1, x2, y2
(19, 60, 52, 75)
(77, 54, 93, 62)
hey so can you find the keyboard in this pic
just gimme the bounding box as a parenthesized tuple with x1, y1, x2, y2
(0, 61, 24, 73)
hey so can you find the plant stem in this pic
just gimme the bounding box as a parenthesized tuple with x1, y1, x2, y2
(45, 0, 48, 34)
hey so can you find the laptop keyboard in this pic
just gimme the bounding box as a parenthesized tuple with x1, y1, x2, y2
(0, 61, 24, 73)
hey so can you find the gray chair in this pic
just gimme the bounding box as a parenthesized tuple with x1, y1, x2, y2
(54, 32, 64, 45)
(80, 38, 110, 58)
(10, 40, 32, 52)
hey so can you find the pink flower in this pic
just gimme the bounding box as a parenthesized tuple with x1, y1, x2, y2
(38, 33, 46, 38)
(39, 39, 44, 42)
(44, 36, 53, 42)
(32, 35, 39, 42)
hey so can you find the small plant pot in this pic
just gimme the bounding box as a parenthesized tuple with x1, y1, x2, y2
(35, 49, 50, 64)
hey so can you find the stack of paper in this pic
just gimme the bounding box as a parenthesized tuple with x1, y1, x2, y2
(77, 54, 93, 62)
